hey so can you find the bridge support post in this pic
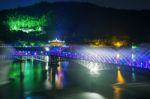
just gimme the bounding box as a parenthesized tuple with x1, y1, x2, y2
(49, 55, 59, 69)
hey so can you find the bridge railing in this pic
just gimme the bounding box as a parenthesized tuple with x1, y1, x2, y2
(14, 46, 150, 69)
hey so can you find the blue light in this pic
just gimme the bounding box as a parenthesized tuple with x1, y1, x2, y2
(14, 46, 150, 70)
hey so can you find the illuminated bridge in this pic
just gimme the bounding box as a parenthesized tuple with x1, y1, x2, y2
(12, 45, 150, 70)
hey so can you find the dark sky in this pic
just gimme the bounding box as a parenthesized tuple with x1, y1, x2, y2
(0, 0, 150, 10)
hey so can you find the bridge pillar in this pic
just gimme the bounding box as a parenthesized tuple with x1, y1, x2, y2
(49, 55, 59, 69)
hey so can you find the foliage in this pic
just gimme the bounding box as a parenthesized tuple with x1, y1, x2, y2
(6, 13, 50, 33)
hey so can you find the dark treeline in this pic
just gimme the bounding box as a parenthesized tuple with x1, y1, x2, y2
(0, 1, 150, 44)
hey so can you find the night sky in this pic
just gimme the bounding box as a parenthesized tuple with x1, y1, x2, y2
(0, 0, 150, 10)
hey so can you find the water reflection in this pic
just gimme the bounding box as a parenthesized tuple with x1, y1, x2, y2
(45, 60, 64, 90)
(10, 56, 68, 95)
(0, 43, 14, 85)
(113, 66, 125, 99)
(116, 68, 125, 84)
(19, 78, 25, 99)
(56, 61, 64, 89)
(113, 87, 122, 99)
(132, 68, 136, 82)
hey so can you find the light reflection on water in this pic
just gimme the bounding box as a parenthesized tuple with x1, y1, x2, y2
(45, 61, 64, 90)
(132, 68, 136, 82)
(10, 56, 143, 99)
(113, 67, 137, 99)
(113, 66, 125, 99)
(113, 86, 122, 99)
(10, 58, 68, 92)
(116, 68, 125, 84)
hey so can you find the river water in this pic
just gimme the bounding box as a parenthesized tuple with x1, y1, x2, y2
(0, 58, 150, 99)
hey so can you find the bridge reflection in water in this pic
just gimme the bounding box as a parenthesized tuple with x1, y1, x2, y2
(10, 56, 68, 93)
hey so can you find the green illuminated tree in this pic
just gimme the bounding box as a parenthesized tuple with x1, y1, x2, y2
(6, 13, 51, 33)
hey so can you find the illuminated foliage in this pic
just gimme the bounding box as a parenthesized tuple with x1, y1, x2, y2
(87, 38, 128, 48)
(111, 36, 128, 47)
(6, 14, 49, 33)
(113, 41, 125, 48)
(87, 39, 107, 47)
